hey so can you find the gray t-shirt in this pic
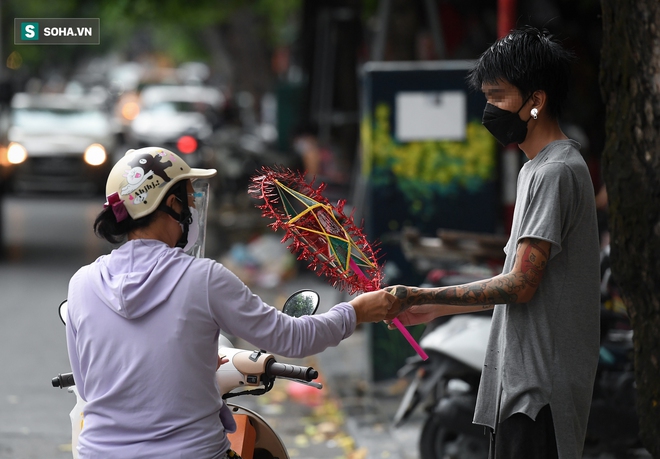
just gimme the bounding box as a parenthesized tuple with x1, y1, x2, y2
(473, 139, 600, 459)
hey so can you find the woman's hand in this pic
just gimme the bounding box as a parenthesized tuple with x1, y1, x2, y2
(349, 289, 399, 324)
(217, 355, 229, 370)
(216, 354, 237, 432)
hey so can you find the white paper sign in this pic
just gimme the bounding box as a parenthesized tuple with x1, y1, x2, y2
(395, 91, 467, 141)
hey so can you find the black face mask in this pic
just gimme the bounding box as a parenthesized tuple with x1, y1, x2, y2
(481, 96, 532, 146)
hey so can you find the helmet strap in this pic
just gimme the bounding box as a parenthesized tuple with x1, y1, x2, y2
(157, 181, 192, 249)
(176, 218, 190, 249)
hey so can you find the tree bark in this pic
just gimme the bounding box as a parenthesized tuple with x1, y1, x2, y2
(600, 0, 660, 456)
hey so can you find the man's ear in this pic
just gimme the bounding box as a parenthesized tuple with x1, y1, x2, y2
(531, 90, 547, 112)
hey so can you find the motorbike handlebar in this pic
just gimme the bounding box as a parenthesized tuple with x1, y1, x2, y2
(52, 372, 75, 389)
(52, 362, 320, 390)
(266, 361, 318, 381)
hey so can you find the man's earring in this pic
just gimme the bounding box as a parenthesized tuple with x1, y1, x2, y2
(531, 108, 538, 120)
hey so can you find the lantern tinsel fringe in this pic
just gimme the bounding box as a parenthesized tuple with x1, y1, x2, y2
(248, 166, 383, 295)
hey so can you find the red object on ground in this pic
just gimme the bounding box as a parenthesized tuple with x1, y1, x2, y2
(285, 379, 324, 407)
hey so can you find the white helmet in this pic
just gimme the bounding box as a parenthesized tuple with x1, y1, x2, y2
(105, 147, 216, 220)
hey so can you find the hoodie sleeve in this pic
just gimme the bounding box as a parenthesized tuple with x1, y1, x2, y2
(66, 270, 86, 401)
(206, 261, 356, 358)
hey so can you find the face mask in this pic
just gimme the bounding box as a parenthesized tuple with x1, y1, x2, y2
(179, 207, 199, 253)
(481, 96, 532, 146)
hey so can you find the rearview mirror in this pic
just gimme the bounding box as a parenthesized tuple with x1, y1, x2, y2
(59, 300, 68, 325)
(282, 290, 320, 318)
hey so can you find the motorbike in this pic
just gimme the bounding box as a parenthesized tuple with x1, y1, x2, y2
(52, 289, 323, 459)
(393, 310, 492, 459)
(393, 246, 644, 459)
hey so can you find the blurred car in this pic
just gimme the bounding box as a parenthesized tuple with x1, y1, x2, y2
(126, 84, 225, 168)
(2, 92, 116, 194)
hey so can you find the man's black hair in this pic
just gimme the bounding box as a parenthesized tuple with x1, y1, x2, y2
(467, 25, 576, 119)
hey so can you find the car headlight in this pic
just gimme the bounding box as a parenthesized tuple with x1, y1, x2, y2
(84, 144, 107, 166)
(121, 101, 140, 121)
(7, 142, 28, 164)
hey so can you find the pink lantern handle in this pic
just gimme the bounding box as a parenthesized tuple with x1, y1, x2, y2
(348, 259, 429, 361)
(389, 317, 429, 361)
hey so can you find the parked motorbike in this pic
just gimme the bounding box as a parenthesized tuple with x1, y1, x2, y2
(393, 311, 492, 459)
(393, 246, 643, 459)
(52, 289, 323, 459)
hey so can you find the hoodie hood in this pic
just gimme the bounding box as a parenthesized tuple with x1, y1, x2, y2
(91, 239, 194, 319)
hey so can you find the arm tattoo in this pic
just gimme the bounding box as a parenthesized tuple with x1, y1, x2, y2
(390, 241, 550, 310)
(391, 274, 524, 310)
(520, 241, 549, 287)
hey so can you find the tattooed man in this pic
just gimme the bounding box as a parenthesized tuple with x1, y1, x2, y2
(387, 26, 600, 459)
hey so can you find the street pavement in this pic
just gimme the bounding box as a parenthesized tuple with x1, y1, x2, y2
(0, 195, 112, 459)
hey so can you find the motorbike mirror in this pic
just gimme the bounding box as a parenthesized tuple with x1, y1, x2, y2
(58, 300, 68, 325)
(281, 290, 320, 318)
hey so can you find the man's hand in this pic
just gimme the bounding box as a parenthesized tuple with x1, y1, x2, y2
(386, 302, 496, 329)
(349, 289, 400, 324)
(386, 304, 445, 329)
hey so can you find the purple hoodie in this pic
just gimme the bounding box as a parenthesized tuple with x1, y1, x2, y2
(66, 239, 356, 459)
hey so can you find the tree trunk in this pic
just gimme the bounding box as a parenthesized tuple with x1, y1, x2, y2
(600, 1, 660, 456)
(221, 8, 275, 115)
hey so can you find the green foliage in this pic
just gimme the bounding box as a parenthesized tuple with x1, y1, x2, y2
(99, 0, 238, 27)
(96, 0, 242, 63)
(97, 0, 301, 50)
(3, 0, 303, 76)
(253, 0, 301, 45)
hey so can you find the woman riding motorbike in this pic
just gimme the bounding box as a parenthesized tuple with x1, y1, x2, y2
(64, 147, 398, 459)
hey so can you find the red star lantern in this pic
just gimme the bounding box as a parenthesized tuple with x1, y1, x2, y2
(249, 166, 382, 295)
(249, 166, 428, 360)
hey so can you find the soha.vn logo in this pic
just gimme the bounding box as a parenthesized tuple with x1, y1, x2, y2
(21, 22, 39, 40)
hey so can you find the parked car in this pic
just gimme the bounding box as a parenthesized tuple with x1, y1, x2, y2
(126, 84, 226, 168)
(2, 92, 116, 194)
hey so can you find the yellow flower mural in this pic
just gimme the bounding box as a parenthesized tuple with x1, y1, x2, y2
(361, 103, 497, 212)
